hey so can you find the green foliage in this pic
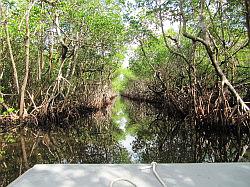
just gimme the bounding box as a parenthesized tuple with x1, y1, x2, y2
(0, 0, 128, 114)
(3, 108, 16, 115)
(112, 68, 136, 92)
(125, 0, 250, 96)
(4, 134, 16, 143)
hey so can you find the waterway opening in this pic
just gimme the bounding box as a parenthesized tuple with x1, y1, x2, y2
(0, 96, 249, 186)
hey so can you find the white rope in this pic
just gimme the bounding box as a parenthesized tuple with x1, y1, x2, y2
(109, 162, 167, 187)
(151, 162, 167, 187)
(109, 178, 137, 187)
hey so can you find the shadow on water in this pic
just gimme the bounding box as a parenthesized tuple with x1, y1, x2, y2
(123, 98, 250, 164)
(1, 96, 250, 186)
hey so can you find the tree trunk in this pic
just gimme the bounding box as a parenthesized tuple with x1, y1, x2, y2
(179, 0, 249, 112)
(245, 0, 250, 44)
(0, 2, 19, 94)
(19, 2, 34, 117)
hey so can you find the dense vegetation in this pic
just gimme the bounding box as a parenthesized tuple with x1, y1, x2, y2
(0, 0, 249, 127)
(0, 0, 126, 121)
(123, 0, 250, 129)
(0, 1, 250, 186)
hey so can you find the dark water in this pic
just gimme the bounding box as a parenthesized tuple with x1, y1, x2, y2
(0, 97, 249, 186)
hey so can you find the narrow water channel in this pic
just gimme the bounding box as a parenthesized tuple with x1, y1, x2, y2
(0, 97, 249, 186)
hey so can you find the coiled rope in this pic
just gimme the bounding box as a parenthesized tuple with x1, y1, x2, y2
(109, 162, 167, 187)
(109, 178, 137, 187)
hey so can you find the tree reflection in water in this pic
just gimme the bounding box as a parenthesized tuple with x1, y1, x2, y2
(0, 97, 249, 186)
(0, 103, 129, 186)
(123, 98, 249, 164)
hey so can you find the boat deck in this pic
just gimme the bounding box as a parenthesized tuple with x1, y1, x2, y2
(8, 163, 250, 187)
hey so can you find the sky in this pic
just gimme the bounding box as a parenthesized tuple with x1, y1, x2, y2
(121, 0, 179, 68)
(122, 21, 179, 68)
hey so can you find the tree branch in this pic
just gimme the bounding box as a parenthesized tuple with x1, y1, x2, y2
(179, 0, 249, 112)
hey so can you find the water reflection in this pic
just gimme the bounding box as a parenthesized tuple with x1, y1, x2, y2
(111, 99, 137, 161)
(123, 98, 249, 163)
(0, 99, 129, 186)
(0, 97, 249, 186)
